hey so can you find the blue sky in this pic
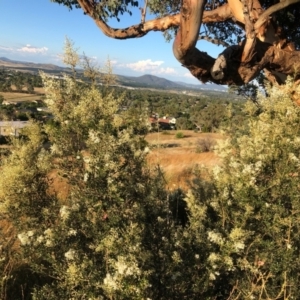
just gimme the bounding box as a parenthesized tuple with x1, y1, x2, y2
(0, 0, 224, 84)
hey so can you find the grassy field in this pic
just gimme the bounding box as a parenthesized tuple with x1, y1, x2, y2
(146, 130, 223, 190)
(0, 87, 45, 102)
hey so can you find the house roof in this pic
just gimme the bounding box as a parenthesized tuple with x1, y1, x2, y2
(0, 121, 29, 129)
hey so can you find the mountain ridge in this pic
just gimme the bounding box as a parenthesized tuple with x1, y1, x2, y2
(0, 57, 227, 92)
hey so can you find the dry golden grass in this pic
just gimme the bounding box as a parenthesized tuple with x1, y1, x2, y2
(0, 87, 45, 102)
(146, 130, 223, 190)
(47, 169, 70, 203)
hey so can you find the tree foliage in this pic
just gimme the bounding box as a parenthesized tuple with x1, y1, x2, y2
(50, 0, 300, 89)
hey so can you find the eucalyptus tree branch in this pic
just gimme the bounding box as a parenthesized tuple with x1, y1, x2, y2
(77, 0, 233, 39)
(254, 0, 300, 32)
(173, 0, 206, 62)
(241, 0, 256, 63)
(140, 0, 147, 23)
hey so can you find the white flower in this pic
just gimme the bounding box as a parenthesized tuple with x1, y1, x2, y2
(17, 231, 35, 245)
(27, 230, 34, 237)
(207, 231, 224, 245)
(89, 130, 100, 143)
(208, 252, 219, 263)
(84, 172, 89, 182)
(234, 241, 245, 252)
(212, 165, 222, 179)
(44, 228, 54, 247)
(289, 153, 299, 163)
(64, 249, 76, 260)
(103, 273, 117, 290)
(249, 176, 256, 186)
(144, 146, 150, 153)
(195, 254, 199, 259)
(116, 260, 127, 275)
(36, 235, 44, 244)
(222, 188, 229, 198)
(254, 160, 262, 171)
(242, 164, 253, 175)
(17, 232, 30, 246)
(50, 143, 61, 154)
(60, 205, 70, 220)
(45, 239, 53, 247)
(294, 137, 300, 145)
(157, 216, 164, 223)
(68, 229, 77, 236)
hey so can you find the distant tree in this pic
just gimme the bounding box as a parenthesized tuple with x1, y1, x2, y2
(25, 78, 35, 93)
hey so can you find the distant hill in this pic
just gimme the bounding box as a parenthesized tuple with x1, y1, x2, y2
(117, 74, 184, 89)
(0, 57, 67, 71)
(0, 57, 227, 92)
(175, 81, 227, 92)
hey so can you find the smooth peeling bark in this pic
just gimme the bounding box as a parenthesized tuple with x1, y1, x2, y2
(254, 0, 300, 33)
(173, 0, 205, 61)
(77, 0, 233, 40)
(211, 41, 300, 85)
(76, 0, 300, 86)
(263, 47, 300, 77)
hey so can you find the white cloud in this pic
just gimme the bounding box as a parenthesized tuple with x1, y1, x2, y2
(184, 72, 194, 78)
(17, 44, 48, 54)
(125, 59, 164, 72)
(152, 67, 177, 75)
(0, 45, 14, 52)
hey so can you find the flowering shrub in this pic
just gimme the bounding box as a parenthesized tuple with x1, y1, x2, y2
(187, 79, 300, 298)
(0, 40, 190, 299)
(1, 39, 300, 299)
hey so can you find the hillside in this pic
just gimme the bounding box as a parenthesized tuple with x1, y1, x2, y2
(0, 57, 228, 93)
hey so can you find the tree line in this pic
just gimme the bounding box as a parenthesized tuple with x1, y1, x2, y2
(0, 68, 43, 93)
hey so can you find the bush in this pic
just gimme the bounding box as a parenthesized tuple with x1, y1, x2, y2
(196, 137, 216, 152)
(187, 78, 300, 298)
(0, 39, 187, 299)
(2, 39, 300, 299)
(175, 131, 184, 138)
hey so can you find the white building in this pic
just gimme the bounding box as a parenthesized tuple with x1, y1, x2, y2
(0, 121, 29, 137)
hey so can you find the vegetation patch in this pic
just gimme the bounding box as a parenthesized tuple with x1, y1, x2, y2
(2, 40, 300, 299)
(175, 131, 185, 138)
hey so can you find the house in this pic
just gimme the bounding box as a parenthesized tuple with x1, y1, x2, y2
(0, 121, 29, 137)
(149, 115, 176, 130)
